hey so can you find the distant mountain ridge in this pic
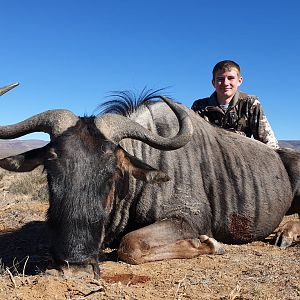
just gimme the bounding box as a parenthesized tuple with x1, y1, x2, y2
(278, 140, 300, 150)
(0, 139, 299, 159)
(0, 140, 48, 158)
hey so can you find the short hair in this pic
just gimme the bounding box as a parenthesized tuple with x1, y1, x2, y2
(212, 60, 241, 79)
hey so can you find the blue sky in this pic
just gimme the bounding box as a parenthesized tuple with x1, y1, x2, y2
(1, 0, 299, 141)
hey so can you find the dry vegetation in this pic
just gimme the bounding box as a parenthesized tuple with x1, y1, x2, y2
(0, 168, 299, 300)
(6, 169, 49, 202)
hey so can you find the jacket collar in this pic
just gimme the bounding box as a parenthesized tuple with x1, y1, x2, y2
(209, 91, 240, 109)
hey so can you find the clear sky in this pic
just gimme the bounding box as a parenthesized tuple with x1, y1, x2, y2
(1, 0, 299, 141)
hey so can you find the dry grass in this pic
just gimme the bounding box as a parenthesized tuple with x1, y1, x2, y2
(6, 168, 49, 202)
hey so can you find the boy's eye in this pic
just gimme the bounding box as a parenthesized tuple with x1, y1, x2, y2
(216, 76, 236, 82)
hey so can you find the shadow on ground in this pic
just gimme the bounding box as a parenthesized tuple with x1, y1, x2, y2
(0, 221, 49, 275)
(0, 221, 119, 276)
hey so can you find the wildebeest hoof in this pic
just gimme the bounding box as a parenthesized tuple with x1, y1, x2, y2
(276, 236, 293, 248)
(46, 262, 100, 279)
(274, 220, 300, 248)
(199, 235, 225, 255)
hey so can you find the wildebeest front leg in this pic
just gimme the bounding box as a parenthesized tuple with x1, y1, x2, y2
(118, 219, 224, 264)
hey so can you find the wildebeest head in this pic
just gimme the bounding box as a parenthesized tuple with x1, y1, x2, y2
(0, 87, 193, 277)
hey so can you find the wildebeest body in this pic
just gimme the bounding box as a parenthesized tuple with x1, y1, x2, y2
(0, 89, 296, 275)
(113, 102, 292, 245)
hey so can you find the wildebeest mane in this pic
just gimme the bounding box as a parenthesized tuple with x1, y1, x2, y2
(97, 88, 168, 117)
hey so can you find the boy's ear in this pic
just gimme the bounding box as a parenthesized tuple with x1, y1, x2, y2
(115, 146, 170, 183)
(238, 76, 243, 86)
(211, 78, 216, 88)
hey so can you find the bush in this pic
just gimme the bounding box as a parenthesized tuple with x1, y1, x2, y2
(8, 170, 49, 202)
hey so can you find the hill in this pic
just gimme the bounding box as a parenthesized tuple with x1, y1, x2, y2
(278, 140, 300, 150)
(0, 140, 48, 159)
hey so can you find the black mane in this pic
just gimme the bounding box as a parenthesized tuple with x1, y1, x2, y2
(96, 88, 168, 117)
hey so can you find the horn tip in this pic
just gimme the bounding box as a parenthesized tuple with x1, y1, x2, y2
(0, 82, 20, 96)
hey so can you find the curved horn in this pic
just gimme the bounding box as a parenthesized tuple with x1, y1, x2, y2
(95, 96, 193, 151)
(0, 82, 19, 96)
(0, 109, 79, 139)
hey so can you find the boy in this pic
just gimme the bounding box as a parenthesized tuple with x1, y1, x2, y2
(191, 60, 279, 149)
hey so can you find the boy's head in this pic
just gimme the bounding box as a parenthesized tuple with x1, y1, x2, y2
(212, 60, 241, 80)
(211, 60, 243, 104)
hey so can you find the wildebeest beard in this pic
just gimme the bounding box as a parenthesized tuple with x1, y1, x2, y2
(45, 118, 116, 267)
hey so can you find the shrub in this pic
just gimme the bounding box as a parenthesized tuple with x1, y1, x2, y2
(8, 170, 49, 202)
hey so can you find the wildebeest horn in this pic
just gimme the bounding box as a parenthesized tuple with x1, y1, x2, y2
(95, 96, 193, 150)
(0, 109, 79, 139)
(0, 83, 19, 96)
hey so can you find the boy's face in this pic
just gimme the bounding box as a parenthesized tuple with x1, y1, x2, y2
(212, 68, 243, 102)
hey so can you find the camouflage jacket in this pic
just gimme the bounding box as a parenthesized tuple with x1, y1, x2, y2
(191, 91, 279, 149)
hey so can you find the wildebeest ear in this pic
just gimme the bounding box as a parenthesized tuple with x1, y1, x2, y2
(0, 144, 54, 172)
(115, 147, 170, 183)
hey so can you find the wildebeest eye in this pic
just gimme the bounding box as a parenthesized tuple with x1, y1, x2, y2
(47, 148, 58, 160)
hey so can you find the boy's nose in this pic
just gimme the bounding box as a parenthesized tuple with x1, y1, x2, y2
(223, 77, 230, 85)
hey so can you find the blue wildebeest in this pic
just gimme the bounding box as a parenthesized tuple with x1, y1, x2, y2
(0, 84, 299, 278)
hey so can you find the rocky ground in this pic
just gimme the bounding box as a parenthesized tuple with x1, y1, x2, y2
(0, 168, 299, 300)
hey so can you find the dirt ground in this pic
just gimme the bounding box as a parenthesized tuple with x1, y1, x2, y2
(0, 169, 299, 300)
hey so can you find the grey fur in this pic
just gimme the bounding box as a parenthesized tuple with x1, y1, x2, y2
(112, 101, 294, 244)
